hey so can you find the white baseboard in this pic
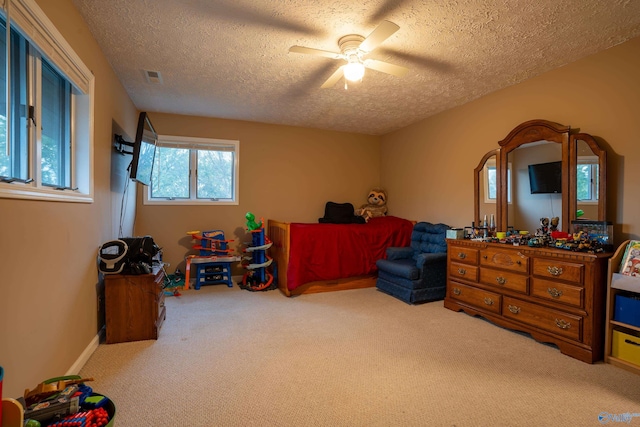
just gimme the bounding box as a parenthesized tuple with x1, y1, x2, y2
(66, 329, 103, 376)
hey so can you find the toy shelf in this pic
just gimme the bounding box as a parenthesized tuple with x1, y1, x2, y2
(604, 240, 640, 374)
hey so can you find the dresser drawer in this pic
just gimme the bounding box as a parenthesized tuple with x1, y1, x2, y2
(449, 262, 479, 283)
(480, 247, 529, 274)
(449, 282, 501, 314)
(532, 258, 583, 285)
(530, 278, 584, 308)
(449, 246, 479, 265)
(502, 296, 582, 341)
(480, 267, 529, 294)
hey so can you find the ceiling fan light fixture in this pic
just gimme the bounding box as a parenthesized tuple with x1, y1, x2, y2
(344, 61, 365, 82)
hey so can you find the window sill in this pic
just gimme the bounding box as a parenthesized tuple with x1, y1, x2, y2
(0, 185, 93, 203)
(143, 199, 238, 206)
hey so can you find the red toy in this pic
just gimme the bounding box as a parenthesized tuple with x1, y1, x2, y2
(48, 407, 110, 427)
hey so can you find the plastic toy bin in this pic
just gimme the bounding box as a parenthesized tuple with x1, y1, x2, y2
(614, 294, 640, 328)
(612, 330, 640, 365)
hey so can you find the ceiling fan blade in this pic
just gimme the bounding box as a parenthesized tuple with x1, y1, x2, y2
(289, 46, 343, 60)
(364, 59, 409, 77)
(359, 21, 400, 52)
(321, 66, 345, 88)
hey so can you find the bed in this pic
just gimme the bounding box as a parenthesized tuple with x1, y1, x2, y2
(268, 216, 414, 296)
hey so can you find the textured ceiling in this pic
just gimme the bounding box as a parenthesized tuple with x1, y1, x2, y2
(71, 0, 640, 135)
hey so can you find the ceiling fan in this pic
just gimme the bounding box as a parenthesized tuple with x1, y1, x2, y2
(289, 21, 409, 89)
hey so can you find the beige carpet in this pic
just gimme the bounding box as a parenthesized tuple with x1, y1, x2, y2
(80, 285, 640, 426)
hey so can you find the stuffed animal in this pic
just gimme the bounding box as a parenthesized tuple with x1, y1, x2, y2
(537, 217, 550, 235)
(355, 188, 388, 222)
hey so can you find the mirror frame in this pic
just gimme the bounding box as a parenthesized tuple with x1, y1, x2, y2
(569, 133, 607, 222)
(474, 119, 606, 234)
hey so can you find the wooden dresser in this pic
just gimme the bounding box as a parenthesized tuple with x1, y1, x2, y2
(444, 239, 610, 363)
(105, 266, 166, 344)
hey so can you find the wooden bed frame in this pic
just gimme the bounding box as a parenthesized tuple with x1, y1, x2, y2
(267, 219, 377, 297)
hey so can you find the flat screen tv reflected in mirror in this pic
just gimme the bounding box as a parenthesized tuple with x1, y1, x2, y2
(528, 161, 562, 194)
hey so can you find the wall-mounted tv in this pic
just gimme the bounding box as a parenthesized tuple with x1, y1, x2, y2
(129, 112, 157, 186)
(528, 161, 562, 194)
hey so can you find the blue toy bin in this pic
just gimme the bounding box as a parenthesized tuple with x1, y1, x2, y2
(614, 294, 640, 328)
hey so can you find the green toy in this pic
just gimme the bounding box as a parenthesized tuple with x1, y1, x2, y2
(245, 212, 262, 231)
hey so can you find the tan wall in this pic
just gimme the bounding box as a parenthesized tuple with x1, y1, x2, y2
(381, 36, 640, 245)
(134, 113, 381, 273)
(0, 0, 138, 397)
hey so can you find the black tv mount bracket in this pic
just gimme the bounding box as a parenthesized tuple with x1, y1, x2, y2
(113, 134, 134, 155)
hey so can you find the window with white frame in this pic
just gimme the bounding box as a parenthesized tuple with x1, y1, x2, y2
(0, 0, 94, 202)
(577, 156, 599, 203)
(483, 160, 512, 203)
(145, 135, 239, 205)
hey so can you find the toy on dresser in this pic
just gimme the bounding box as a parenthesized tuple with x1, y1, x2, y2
(355, 188, 388, 223)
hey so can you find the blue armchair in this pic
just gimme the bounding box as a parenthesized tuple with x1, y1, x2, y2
(375, 222, 450, 304)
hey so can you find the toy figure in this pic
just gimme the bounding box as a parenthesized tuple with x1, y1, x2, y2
(245, 212, 262, 231)
(550, 216, 559, 232)
(537, 217, 549, 236)
(355, 188, 388, 222)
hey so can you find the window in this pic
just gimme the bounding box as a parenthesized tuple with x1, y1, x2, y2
(0, 0, 94, 202)
(483, 160, 512, 203)
(145, 135, 239, 205)
(577, 156, 599, 203)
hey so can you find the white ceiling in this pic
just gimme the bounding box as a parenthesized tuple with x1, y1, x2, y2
(71, 0, 640, 135)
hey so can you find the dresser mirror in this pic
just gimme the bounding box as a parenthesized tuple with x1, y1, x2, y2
(506, 140, 563, 232)
(474, 119, 607, 234)
(569, 133, 607, 223)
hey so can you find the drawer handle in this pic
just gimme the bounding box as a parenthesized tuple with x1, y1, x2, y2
(457, 268, 466, 275)
(458, 252, 466, 259)
(625, 339, 640, 347)
(547, 266, 564, 276)
(508, 305, 520, 314)
(555, 318, 571, 330)
(547, 287, 563, 299)
(453, 288, 461, 296)
(496, 276, 506, 285)
(483, 255, 488, 260)
(484, 297, 494, 306)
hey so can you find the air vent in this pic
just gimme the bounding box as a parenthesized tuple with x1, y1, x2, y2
(144, 69, 163, 84)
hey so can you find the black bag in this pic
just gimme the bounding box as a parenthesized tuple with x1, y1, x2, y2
(318, 202, 366, 224)
(121, 236, 160, 274)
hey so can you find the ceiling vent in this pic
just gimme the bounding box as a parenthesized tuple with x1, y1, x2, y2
(144, 69, 163, 84)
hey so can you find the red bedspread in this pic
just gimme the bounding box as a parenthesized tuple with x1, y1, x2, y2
(286, 216, 414, 291)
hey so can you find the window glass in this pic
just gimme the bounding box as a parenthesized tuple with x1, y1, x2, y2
(0, 4, 94, 202)
(41, 60, 72, 188)
(577, 160, 599, 202)
(146, 136, 239, 205)
(197, 149, 233, 199)
(151, 146, 190, 199)
(0, 22, 29, 181)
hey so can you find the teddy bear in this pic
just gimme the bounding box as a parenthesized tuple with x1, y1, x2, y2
(355, 188, 388, 222)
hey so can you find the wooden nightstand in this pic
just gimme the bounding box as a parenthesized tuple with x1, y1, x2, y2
(104, 266, 166, 344)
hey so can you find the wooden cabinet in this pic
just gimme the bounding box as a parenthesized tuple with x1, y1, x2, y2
(104, 266, 166, 344)
(444, 239, 610, 363)
(604, 240, 640, 374)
